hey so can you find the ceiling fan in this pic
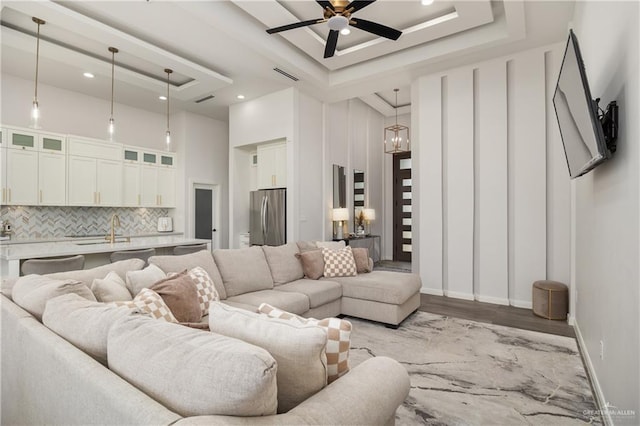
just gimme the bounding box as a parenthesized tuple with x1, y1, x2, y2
(266, 0, 402, 59)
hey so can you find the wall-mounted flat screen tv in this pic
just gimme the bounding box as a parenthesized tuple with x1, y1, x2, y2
(553, 29, 618, 179)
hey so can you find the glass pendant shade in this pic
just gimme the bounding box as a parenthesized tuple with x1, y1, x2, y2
(384, 88, 410, 154)
(30, 17, 45, 129)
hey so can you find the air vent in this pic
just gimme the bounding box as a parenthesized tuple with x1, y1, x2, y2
(273, 67, 299, 82)
(195, 95, 215, 103)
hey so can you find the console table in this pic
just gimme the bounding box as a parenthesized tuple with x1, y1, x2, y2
(334, 235, 381, 264)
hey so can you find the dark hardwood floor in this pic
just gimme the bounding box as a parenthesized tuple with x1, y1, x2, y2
(418, 294, 575, 338)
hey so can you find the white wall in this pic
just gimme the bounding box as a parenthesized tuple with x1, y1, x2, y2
(0, 74, 228, 241)
(571, 1, 639, 420)
(412, 43, 571, 308)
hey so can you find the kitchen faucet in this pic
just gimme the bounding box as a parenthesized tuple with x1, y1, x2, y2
(106, 214, 120, 243)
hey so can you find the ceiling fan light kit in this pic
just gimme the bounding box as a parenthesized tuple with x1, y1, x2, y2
(266, 0, 402, 58)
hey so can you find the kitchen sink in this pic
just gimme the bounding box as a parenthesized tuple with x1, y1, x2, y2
(74, 239, 130, 245)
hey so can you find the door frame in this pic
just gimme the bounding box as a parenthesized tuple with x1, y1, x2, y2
(188, 180, 220, 250)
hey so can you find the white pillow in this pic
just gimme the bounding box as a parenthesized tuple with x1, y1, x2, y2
(91, 271, 132, 302)
(125, 264, 166, 296)
(208, 302, 327, 413)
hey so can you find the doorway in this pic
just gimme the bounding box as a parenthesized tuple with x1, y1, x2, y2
(393, 152, 412, 262)
(192, 183, 220, 250)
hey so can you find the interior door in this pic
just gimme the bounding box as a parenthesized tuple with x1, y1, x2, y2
(194, 184, 218, 250)
(393, 152, 412, 262)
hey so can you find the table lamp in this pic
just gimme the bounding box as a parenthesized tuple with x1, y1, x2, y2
(363, 208, 375, 235)
(332, 208, 349, 240)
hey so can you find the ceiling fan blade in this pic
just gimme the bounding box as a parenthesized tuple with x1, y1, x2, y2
(324, 30, 339, 58)
(316, 0, 335, 11)
(349, 18, 402, 40)
(266, 19, 324, 34)
(345, 0, 376, 13)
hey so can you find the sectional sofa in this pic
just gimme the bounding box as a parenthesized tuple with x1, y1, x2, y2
(1, 241, 421, 425)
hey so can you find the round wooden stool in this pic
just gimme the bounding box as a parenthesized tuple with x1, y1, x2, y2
(532, 280, 568, 320)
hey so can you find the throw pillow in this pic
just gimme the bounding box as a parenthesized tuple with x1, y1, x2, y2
(208, 302, 328, 413)
(125, 264, 166, 297)
(322, 246, 357, 278)
(296, 240, 318, 253)
(187, 266, 219, 316)
(91, 271, 133, 302)
(148, 250, 227, 300)
(294, 249, 325, 280)
(42, 293, 137, 365)
(149, 271, 201, 323)
(114, 288, 177, 323)
(45, 258, 146, 288)
(213, 247, 274, 297)
(12, 274, 97, 321)
(108, 315, 278, 417)
(351, 247, 372, 273)
(262, 242, 304, 285)
(258, 303, 352, 383)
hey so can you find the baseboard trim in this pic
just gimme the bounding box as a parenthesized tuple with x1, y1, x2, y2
(574, 320, 612, 425)
(475, 295, 510, 306)
(420, 287, 444, 296)
(510, 299, 533, 309)
(443, 290, 475, 301)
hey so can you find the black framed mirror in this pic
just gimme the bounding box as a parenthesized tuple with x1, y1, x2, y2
(333, 164, 346, 208)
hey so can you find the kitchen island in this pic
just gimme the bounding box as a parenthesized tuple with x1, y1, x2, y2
(0, 235, 210, 278)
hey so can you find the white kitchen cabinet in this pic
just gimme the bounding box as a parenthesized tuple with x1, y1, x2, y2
(140, 165, 158, 207)
(122, 163, 141, 206)
(0, 147, 6, 204)
(68, 156, 122, 206)
(140, 151, 175, 208)
(5, 148, 39, 205)
(257, 141, 286, 189)
(7, 129, 38, 151)
(157, 167, 175, 207)
(96, 159, 122, 206)
(38, 152, 66, 205)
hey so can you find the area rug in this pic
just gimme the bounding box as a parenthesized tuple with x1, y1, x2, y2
(348, 311, 601, 425)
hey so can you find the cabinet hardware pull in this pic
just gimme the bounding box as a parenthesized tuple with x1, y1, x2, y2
(93, 192, 97, 204)
(40, 190, 43, 203)
(98, 192, 101, 204)
(159, 195, 162, 206)
(1, 188, 4, 203)
(138, 194, 141, 206)
(8, 188, 11, 202)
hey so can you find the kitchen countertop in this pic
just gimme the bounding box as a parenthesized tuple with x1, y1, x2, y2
(0, 232, 184, 245)
(0, 235, 210, 261)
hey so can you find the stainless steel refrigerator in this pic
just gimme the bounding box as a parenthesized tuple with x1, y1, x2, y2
(250, 189, 286, 246)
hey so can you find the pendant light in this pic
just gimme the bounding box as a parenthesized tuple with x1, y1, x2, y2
(164, 68, 173, 151)
(384, 88, 410, 154)
(108, 47, 118, 141)
(30, 17, 46, 129)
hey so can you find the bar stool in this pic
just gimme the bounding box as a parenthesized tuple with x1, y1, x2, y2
(110, 248, 156, 266)
(173, 244, 208, 255)
(21, 255, 85, 276)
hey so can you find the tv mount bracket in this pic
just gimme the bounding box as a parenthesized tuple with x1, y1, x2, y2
(595, 98, 619, 154)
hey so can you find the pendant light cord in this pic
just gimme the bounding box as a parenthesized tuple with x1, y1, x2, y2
(110, 49, 115, 118)
(33, 18, 44, 101)
(165, 69, 172, 132)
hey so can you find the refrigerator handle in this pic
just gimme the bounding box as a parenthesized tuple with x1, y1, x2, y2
(261, 196, 267, 242)
(263, 196, 269, 237)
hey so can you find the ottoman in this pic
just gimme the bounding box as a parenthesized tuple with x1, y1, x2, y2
(532, 280, 568, 320)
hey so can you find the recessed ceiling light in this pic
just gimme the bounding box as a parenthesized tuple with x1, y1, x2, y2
(237, 94, 245, 100)
(83, 72, 94, 78)
(159, 95, 167, 101)
(340, 28, 351, 35)
(421, 0, 434, 5)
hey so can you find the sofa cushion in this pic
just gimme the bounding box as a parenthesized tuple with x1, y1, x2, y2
(12, 274, 96, 321)
(114, 288, 177, 323)
(322, 247, 357, 278)
(208, 302, 327, 413)
(315, 241, 346, 250)
(352, 248, 372, 273)
(296, 240, 318, 252)
(125, 264, 166, 297)
(262, 242, 304, 285)
(149, 271, 201, 323)
(45, 258, 145, 288)
(295, 249, 324, 280)
(213, 247, 274, 297)
(108, 315, 278, 417)
(258, 303, 352, 384)
(91, 271, 133, 302)
(328, 271, 422, 305)
(225, 289, 310, 315)
(275, 279, 342, 308)
(149, 250, 227, 300)
(42, 293, 136, 365)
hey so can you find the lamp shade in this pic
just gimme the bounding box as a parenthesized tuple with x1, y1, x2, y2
(332, 208, 349, 222)
(363, 208, 376, 221)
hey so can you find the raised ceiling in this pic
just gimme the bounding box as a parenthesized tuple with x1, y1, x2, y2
(0, 1, 575, 121)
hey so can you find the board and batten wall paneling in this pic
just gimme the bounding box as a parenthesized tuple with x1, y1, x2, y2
(507, 51, 547, 308)
(473, 61, 509, 305)
(414, 75, 443, 294)
(444, 68, 475, 300)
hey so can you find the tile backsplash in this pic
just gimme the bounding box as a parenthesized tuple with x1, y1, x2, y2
(0, 206, 170, 239)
